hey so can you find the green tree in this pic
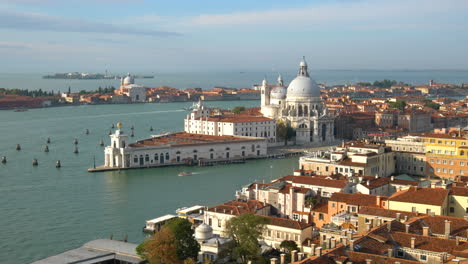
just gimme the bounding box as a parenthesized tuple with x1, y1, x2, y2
(276, 120, 295, 145)
(142, 226, 179, 264)
(279, 240, 298, 253)
(232, 106, 246, 114)
(422, 99, 440, 110)
(165, 218, 200, 261)
(225, 213, 269, 263)
(389, 100, 406, 111)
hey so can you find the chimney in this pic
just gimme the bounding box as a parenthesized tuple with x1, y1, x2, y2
(270, 258, 278, 264)
(376, 196, 381, 206)
(298, 252, 304, 261)
(404, 215, 408, 222)
(456, 237, 460, 246)
(391, 176, 394, 181)
(315, 247, 322, 257)
(349, 240, 355, 251)
(395, 213, 401, 221)
(291, 250, 297, 263)
(431, 182, 436, 188)
(388, 248, 393, 257)
(445, 220, 451, 239)
(330, 238, 337, 249)
(280, 253, 286, 264)
(230, 210, 233, 214)
(411, 237, 416, 249)
(405, 224, 410, 233)
(310, 244, 316, 255)
(387, 221, 392, 232)
(422, 226, 429, 236)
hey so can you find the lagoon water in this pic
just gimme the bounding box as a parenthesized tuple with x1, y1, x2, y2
(0, 100, 301, 263)
(1, 70, 468, 92)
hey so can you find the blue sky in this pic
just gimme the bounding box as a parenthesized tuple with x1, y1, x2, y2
(0, 0, 467, 73)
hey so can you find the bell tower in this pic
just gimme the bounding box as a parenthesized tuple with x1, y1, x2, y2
(260, 77, 270, 107)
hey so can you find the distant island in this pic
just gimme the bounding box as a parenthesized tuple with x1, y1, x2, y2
(42, 72, 154, 80)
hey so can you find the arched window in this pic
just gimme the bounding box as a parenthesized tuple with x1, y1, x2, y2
(461, 150, 465, 156)
(166, 152, 169, 160)
(193, 149, 198, 153)
(160, 153, 164, 163)
(209, 149, 214, 152)
(122, 141, 126, 148)
(134, 155, 138, 163)
(154, 153, 158, 161)
(145, 154, 149, 162)
(113, 141, 116, 148)
(176, 151, 181, 154)
(298, 105, 303, 116)
(225, 147, 230, 151)
(303, 105, 308, 116)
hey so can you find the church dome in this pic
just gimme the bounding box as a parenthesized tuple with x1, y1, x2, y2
(271, 86, 287, 99)
(123, 74, 134, 85)
(195, 223, 213, 240)
(287, 76, 320, 98)
(286, 57, 320, 98)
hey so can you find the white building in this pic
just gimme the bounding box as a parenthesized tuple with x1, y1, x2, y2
(184, 101, 277, 143)
(117, 73, 146, 102)
(260, 58, 335, 145)
(299, 141, 395, 177)
(104, 125, 267, 169)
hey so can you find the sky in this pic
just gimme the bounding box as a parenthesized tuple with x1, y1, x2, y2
(0, 0, 468, 73)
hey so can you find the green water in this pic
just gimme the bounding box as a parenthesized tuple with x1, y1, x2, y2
(0, 101, 299, 263)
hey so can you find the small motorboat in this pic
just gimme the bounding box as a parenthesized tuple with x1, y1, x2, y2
(178, 171, 192, 176)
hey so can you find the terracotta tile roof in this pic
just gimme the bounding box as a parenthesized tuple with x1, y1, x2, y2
(312, 202, 329, 214)
(330, 193, 384, 208)
(347, 251, 421, 264)
(262, 216, 313, 230)
(408, 215, 468, 237)
(128, 132, 264, 148)
(391, 231, 468, 254)
(389, 187, 449, 206)
(358, 206, 420, 220)
(451, 186, 468, 197)
(292, 176, 348, 189)
(206, 200, 267, 216)
(338, 158, 366, 167)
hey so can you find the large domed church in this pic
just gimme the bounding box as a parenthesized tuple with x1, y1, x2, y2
(261, 57, 335, 145)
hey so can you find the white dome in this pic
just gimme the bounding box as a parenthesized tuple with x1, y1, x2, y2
(286, 76, 320, 98)
(195, 224, 213, 240)
(123, 74, 134, 85)
(271, 86, 287, 99)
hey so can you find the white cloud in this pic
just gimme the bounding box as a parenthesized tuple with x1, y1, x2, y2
(185, 0, 468, 29)
(0, 9, 181, 37)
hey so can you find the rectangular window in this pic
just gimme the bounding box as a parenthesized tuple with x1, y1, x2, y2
(461, 161, 465, 166)
(450, 207, 455, 213)
(443, 160, 447, 164)
(218, 219, 221, 228)
(420, 255, 427, 261)
(450, 161, 454, 165)
(412, 207, 416, 212)
(450, 169, 454, 174)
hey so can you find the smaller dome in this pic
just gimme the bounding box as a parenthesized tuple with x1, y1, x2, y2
(195, 224, 213, 240)
(271, 86, 287, 99)
(123, 74, 134, 85)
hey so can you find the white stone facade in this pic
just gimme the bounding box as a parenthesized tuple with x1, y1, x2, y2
(117, 73, 146, 102)
(104, 130, 267, 169)
(260, 58, 335, 145)
(184, 102, 277, 143)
